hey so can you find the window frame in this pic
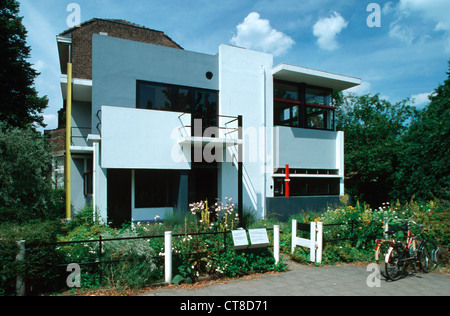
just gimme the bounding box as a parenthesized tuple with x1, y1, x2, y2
(274, 80, 335, 131)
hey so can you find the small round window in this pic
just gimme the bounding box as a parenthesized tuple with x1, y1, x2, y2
(206, 72, 213, 80)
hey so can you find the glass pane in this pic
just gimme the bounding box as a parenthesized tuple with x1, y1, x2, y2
(135, 170, 177, 208)
(178, 88, 190, 113)
(274, 102, 291, 126)
(305, 87, 331, 106)
(138, 83, 173, 111)
(308, 178, 329, 195)
(192, 90, 218, 133)
(274, 82, 299, 101)
(290, 178, 307, 196)
(306, 107, 325, 129)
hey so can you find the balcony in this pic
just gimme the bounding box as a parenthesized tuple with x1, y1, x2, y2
(177, 113, 243, 148)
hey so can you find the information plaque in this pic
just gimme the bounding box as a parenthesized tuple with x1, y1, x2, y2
(248, 228, 269, 248)
(232, 229, 249, 250)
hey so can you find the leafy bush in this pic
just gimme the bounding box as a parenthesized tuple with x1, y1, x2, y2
(289, 199, 449, 265)
(0, 123, 64, 221)
(101, 228, 161, 289)
(0, 221, 63, 296)
(57, 207, 161, 289)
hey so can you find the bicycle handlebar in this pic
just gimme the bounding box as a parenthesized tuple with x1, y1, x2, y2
(397, 218, 430, 228)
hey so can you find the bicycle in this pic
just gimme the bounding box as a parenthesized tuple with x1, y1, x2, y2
(384, 219, 439, 281)
(375, 218, 397, 279)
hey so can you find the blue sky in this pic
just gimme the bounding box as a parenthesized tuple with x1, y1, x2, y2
(18, 0, 450, 130)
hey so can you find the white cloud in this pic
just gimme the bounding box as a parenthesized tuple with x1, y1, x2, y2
(312, 11, 348, 51)
(397, 0, 450, 51)
(389, 22, 415, 45)
(346, 81, 371, 95)
(230, 12, 294, 56)
(411, 92, 431, 106)
(43, 114, 58, 129)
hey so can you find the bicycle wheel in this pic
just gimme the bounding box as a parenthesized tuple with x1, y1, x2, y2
(375, 240, 390, 279)
(418, 239, 439, 273)
(385, 244, 406, 281)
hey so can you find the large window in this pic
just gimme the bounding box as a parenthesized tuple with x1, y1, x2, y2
(135, 170, 179, 208)
(137, 81, 218, 132)
(274, 177, 340, 196)
(274, 81, 335, 131)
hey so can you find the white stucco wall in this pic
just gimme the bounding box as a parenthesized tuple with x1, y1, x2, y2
(218, 45, 274, 218)
(101, 106, 191, 170)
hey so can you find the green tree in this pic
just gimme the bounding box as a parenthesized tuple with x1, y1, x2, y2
(0, 122, 64, 221)
(392, 62, 450, 201)
(0, 0, 48, 128)
(336, 93, 417, 206)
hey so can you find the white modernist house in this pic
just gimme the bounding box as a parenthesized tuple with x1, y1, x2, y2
(58, 31, 360, 226)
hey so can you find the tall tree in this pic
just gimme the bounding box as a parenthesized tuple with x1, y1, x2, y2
(393, 62, 450, 201)
(0, 0, 48, 129)
(336, 93, 417, 206)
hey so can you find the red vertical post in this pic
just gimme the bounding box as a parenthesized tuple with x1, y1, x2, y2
(285, 164, 290, 197)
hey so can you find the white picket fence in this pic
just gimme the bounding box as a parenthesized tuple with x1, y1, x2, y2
(291, 219, 323, 263)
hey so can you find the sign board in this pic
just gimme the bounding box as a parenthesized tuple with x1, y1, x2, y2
(248, 229, 269, 248)
(232, 229, 249, 250)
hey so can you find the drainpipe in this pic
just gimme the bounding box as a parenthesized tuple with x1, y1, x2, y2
(65, 49, 73, 220)
(261, 65, 267, 218)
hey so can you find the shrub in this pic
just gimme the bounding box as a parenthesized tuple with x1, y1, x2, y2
(0, 124, 64, 221)
(101, 228, 161, 289)
(289, 198, 449, 266)
(0, 221, 63, 296)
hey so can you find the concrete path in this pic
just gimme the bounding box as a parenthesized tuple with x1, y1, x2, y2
(143, 261, 450, 296)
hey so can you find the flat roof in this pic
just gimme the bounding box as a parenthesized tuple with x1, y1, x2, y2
(273, 63, 361, 92)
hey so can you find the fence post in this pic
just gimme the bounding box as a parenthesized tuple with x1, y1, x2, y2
(16, 240, 26, 296)
(274, 225, 280, 264)
(310, 222, 316, 262)
(165, 231, 172, 284)
(99, 235, 103, 288)
(384, 218, 389, 238)
(316, 222, 323, 264)
(291, 219, 296, 254)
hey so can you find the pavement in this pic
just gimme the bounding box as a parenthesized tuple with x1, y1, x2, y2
(142, 260, 450, 296)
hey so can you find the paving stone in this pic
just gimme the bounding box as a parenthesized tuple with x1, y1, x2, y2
(143, 261, 450, 297)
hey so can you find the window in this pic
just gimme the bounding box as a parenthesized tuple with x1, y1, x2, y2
(274, 177, 340, 196)
(274, 102, 299, 127)
(305, 87, 331, 106)
(274, 81, 335, 130)
(137, 81, 218, 132)
(135, 170, 179, 208)
(274, 82, 299, 101)
(84, 171, 93, 196)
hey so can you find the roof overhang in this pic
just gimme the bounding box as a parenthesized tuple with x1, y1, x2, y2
(57, 35, 72, 75)
(273, 63, 361, 92)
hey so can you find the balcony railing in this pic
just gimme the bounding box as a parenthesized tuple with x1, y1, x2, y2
(177, 113, 240, 142)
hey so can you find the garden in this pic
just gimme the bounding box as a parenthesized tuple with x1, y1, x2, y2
(1, 196, 448, 296)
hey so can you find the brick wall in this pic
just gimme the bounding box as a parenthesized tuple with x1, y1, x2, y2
(68, 19, 183, 79)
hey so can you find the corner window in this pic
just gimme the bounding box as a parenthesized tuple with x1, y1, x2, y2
(274, 81, 335, 131)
